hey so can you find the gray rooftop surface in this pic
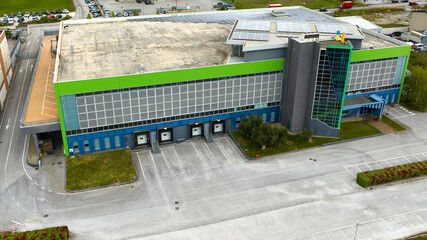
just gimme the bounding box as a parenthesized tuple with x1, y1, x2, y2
(58, 21, 232, 82)
(344, 95, 375, 106)
(130, 7, 340, 25)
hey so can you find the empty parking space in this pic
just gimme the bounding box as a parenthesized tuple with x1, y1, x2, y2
(345, 151, 427, 177)
(387, 105, 416, 119)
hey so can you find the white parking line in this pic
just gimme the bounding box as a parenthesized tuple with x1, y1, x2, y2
(364, 163, 373, 170)
(214, 139, 230, 162)
(160, 149, 174, 177)
(191, 142, 209, 170)
(172, 145, 191, 175)
(413, 212, 427, 225)
(137, 153, 153, 201)
(149, 150, 161, 177)
(204, 142, 222, 169)
(345, 167, 356, 177)
(224, 137, 245, 162)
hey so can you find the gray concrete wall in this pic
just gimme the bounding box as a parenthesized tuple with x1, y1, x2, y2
(280, 38, 320, 133)
(125, 134, 134, 149)
(20, 122, 61, 135)
(310, 119, 340, 137)
(243, 48, 286, 62)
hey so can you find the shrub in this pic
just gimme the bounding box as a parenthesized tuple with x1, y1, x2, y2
(87, 13, 92, 19)
(0, 226, 69, 239)
(356, 160, 427, 188)
(238, 114, 263, 139)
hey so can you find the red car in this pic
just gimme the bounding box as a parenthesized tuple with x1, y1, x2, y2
(48, 14, 55, 19)
(409, 2, 418, 5)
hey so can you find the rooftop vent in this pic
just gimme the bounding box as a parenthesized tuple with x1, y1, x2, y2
(270, 10, 290, 17)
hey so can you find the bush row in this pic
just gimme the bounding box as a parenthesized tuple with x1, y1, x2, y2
(0, 226, 69, 240)
(356, 160, 427, 188)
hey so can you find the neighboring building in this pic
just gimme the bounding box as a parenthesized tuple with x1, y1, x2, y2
(0, 31, 13, 113)
(21, 7, 411, 156)
(336, 16, 383, 33)
(409, 10, 427, 32)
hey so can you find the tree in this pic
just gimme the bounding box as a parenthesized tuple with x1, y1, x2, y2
(251, 123, 278, 148)
(87, 13, 92, 19)
(238, 114, 263, 139)
(134, 10, 139, 16)
(301, 128, 313, 141)
(403, 66, 427, 111)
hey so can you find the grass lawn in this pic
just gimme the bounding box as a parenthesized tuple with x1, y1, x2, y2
(0, 0, 75, 15)
(381, 115, 406, 131)
(235, 0, 343, 9)
(232, 120, 382, 158)
(377, 23, 408, 28)
(334, 7, 404, 20)
(66, 148, 136, 191)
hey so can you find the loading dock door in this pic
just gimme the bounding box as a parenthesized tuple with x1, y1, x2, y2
(211, 119, 225, 134)
(137, 135, 148, 145)
(192, 127, 202, 136)
(161, 131, 171, 141)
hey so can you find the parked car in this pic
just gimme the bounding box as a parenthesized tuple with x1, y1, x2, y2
(123, 11, 129, 17)
(48, 14, 55, 19)
(17, 12, 22, 18)
(31, 12, 36, 17)
(62, 9, 69, 14)
(52, 10, 57, 14)
(8, 19, 14, 24)
(3, 14, 8, 19)
(9, 13, 15, 18)
(117, 12, 122, 17)
(409, 2, 418, 5)
(319, 8, 327, 12)
(392, 0, 398, 3)
(401, 0, 409, 2)
(136, 0, 143, 3)
(145, 0, 151, 5)
(2, 19, 8, 24)
(38, 11, 43, 16)
(17, 17, 25, 23)
(56, 14, 62, 19)
(45, 11, 51, 15)
(93, 12, 101, 18)
(31, 16, 38, 21)
(339, 1, 353, 9)
(85, 0, 90, 3)
(24, 12, 30, 18)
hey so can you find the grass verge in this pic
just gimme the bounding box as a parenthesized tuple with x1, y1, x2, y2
(66, 148, 136, 191)
(231, 120, 381, 158)
(235, 0, 342, 10)
(0, 0, 75, 14)
(0, 226, 69, 240)
(356, 160, 427, 188)
(334, 7, 404, 18)
(381, 115, 406, 131)
(377, 23, 408, 28)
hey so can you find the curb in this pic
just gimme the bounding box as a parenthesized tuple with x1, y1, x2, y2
(227, 131, 259, 160)
(322, 133, 385, 146)
(64, 149, 138, 193)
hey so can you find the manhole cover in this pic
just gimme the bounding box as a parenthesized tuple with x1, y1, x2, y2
(175, 201, 179, 204)
(175, 207, 179, 210)
(57, 162, 62, 165)
(43, 214, 48, 218)
(51, 163, 55, 165)
(35, 167, 39, 170)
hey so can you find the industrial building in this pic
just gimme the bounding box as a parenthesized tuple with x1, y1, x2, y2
(0, 30, 13, 112)
(21, 7, 411, 156)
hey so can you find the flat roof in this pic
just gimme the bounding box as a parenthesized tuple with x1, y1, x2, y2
(58, 21, 232, 82)
(24, 35, 59, 125)
(344, 95, 374, 106)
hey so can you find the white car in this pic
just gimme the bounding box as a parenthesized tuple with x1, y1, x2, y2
(62, 9, 69, 14)
(24, 12, 30, 18)
(8, 18, 15, 24)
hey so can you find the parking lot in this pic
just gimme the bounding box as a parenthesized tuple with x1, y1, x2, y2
(134, 135, 245, 200)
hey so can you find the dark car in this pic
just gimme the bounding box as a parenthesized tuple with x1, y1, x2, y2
(9, 13, 15, 18)
(145, 0, 151, 4)
(391, 0, 398, 2)
(52, 10, 57, 14)
(93, 12, 101, 18)
(401, 0, 408, 2)
(58, 10, 63, 13)
(31, 12, 36, 17)
(217, 2, 223, 5)
(17, 12, 22, 18)
(117, 12, 122, 17)
(56, 14, 62, 19)
(38, 11, 43, 16)
(17, 17, 24, 23)
(136, 0, 143, 2)
(2, 19, 8, 24)
(45, 11, 51, 15)
(409, 2, 418, 5)
(319, 8, 327, 12)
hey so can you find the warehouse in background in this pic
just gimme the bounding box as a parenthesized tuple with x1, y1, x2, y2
(20, 7, 411, 156)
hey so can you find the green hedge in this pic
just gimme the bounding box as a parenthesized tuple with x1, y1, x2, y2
(357, 160, 427, 188)
(0, 226, 69, 240)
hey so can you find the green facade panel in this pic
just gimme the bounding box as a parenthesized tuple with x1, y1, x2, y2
(55, 59, 285, 96)
(350, 45, 411, 62)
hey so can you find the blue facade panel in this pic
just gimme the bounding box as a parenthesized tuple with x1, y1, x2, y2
(67, 107, 280, 155)
(346, 88, 400, 105)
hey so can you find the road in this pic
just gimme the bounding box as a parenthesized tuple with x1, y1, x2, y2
(0, 23, 427, 240)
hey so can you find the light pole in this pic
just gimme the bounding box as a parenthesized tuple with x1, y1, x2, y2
(354, 221, 359, 240)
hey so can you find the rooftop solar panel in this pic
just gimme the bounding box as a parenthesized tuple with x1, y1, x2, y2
(235, 21, 270, 31)
(316, 24, 353, 34)
(277, 22, 311, 33)
(232, 31, 269, 41)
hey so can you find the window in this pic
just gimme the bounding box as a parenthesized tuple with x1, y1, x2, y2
(271, 112, 276, 123)
(104, 137, 110, 149)
(84, 140, 90, 153)
(73, 141, 79, 154)
(262, 113, 267, 123)
(94, 138, 100, 151)
(115, 135, 121, 148)
(236, 117, 241, 127)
